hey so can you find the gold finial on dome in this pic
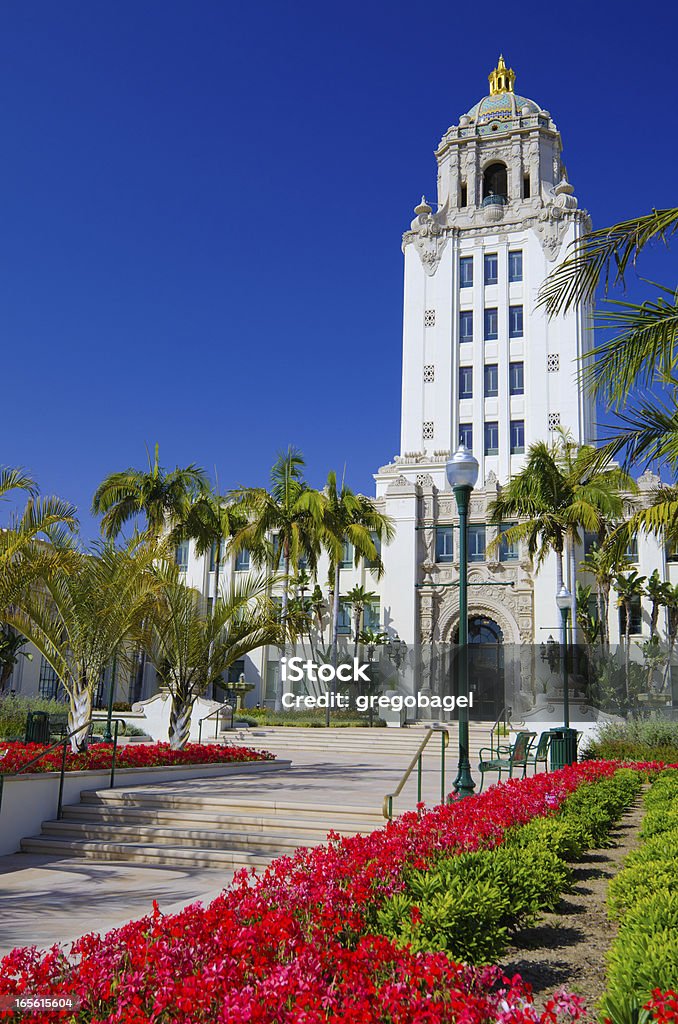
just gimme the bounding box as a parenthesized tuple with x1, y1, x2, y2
(488, 55, 516, 96)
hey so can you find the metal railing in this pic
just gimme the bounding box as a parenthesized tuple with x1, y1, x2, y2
(488, 706, 512, 757)
(482, 193, 508, 207)
(0, 716, 127, 821)
(197, 702, 234, 744)
(383, 725, 449, 819)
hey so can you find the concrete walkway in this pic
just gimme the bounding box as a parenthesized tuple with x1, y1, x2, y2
(0, 739, 504, 956)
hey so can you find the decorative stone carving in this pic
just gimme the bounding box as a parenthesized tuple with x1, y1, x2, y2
(403, 196, 450, 276)
(533, 176, 580, 261)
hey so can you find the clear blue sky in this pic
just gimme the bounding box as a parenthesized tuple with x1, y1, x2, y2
(2, 1, 675, 537)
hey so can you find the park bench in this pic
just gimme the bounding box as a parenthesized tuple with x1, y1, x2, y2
(477, 730, 536, 791)
(523, 730, 552, 773)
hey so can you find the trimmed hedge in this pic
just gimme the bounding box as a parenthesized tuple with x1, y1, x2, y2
(601, 769, 678, 1022)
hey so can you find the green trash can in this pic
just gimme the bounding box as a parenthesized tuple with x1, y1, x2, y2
(25, 711, 51, 744)
(549, 728, 578, 770)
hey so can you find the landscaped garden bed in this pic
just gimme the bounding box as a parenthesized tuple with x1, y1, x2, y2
(3, 760, 677, 1022)
(0, 741, 275, 774)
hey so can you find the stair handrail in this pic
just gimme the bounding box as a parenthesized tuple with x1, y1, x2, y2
(382, 725, 449, 820)
(489, 706, 513, 756)
(198, 701, 234, 743)
(0, 716, 127, 821)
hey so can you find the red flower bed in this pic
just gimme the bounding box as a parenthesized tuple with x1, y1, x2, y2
(0, 741, 274, 774)
(0, 760, 640, 1023)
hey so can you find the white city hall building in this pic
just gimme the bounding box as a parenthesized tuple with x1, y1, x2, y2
(9, 60, 678, 709)
(176, 58, 675, 700)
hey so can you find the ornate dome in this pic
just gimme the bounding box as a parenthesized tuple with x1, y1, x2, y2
(461, 57, 542, 127)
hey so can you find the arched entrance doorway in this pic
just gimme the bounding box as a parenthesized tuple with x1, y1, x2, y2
(454, 616, 505, 721)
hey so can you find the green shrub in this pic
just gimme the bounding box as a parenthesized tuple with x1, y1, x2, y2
(376, 842, 570, 964)
(505, 815, 589, 862)
(600, 770, 678, 1020)
(0, 694, 68, 741)
(582, 717, 678, 762)
(375, 768, 640, 966)
(242, 708, 382, 728)
(601, 929, 678, 1021)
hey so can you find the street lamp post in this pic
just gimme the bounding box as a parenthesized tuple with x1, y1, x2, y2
(555, 584, 577, 766)
(446, 444, 479, 799)
(103, 653, 117, 744)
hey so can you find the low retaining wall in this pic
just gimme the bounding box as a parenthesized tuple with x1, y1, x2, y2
(0, 758, 290, 857)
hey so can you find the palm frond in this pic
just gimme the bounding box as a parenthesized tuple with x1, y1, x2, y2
(581, 287, 678, 404)
(538, 208, 678, 317)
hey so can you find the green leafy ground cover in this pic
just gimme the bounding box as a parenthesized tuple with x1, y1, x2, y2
(601, 769, 678, 1022)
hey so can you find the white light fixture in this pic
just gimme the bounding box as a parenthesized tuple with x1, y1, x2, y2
(446, 444, 479, 491)
(556, 585, 572, 611)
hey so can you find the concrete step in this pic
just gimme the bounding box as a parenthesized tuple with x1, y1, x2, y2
(59, 805, 382, 838)
(20, 836, 275, 869)
(39, 821, 330, 853)
(78, 789, 386, 825)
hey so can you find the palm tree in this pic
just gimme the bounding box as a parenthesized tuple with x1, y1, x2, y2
(614, 569, 647, 698)
(92, 445, 208, 703)
(309, 584, 327, 647)
(661, 582, 678, 693)
(0, 628, 32, 693)
(645, 569, 670, 640)
(488, 432, 632, 637)
(580, 544, 631, 652)
(169, 486, 249, 605)
(144, 567, 279, 748)
(539, 208, 678, 556)
(92, 444, 209, 542)
(0, 466, 78, 613)
(229, 448, 324, 710)
(538, 209, 678, 399)
(6, 542, 157, 750)
(316, 470, 394, 661)
(344, 584, 379, 657)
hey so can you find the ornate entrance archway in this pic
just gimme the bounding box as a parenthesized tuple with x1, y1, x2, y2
(452, 616, 505, 721)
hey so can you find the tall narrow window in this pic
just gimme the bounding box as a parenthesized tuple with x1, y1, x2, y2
(509, 361, 524, 395)
(508, 251, 523, 283)
(484, 421, 499, 455)
(484, 364, 499, 398)
(209, 540, 226, 571)
(340, 540, 354, 568)
(365, 531, 382, 569)
(234, 549, 250, 572)
(435, 527, 454, 563)
(363, 600, 380, 631)
(459, 310, 473, 343)
(469, 525, 486, 562)
(175, 541, 189, 572)
(460, 182, 468, 207)
(510, 420, 525, 454)
(484, 308, 498, 341)
(459, 365, 473, 399)
(337, 600, 352, 634)
(522, 175, 531, 199)
(39, 657, 59, 699)
(459, 423, 473, 450)
(499, 523, 519, 562)
(509, 305, 524, 338)
(484, 253, 498, 285)
(459, 256, 473, 287)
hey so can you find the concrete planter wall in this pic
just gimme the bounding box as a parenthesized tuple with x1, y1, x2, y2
(0, 758, 288, 857)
